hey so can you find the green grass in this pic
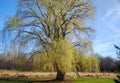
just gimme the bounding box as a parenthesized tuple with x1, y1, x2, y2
(73, 78, 115, 83)
(0, 78, 50, 83)
(0, 78, 115, 83)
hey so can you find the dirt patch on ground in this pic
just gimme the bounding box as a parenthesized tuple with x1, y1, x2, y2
(0, 70, 118, 79)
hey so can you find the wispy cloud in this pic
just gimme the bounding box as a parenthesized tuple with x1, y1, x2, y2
(102, 1, 120, 34)
(94, 41, 112, 51)
(93, 0, 120, 58)
(96, 43, 111, 49)
(93, 41, 116, 57)
(102, 9, 114, 21)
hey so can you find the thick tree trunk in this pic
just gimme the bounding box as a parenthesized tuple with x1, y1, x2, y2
(54, 62, 65, 81)
(55, 70, 65, 81)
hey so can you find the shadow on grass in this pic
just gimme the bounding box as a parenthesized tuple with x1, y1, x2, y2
(114, 75, 120, 83)
(0, 78, 72, 83)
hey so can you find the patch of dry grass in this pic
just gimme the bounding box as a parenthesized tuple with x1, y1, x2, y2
(0, 70, 118, 79)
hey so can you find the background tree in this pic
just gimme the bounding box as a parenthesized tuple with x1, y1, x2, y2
(3, 0, 95, 80)
(115, 45, 120, 58)
(98, 56, 117, 72)
(73, 51, 99, 73)
(114, 45, 120, 83)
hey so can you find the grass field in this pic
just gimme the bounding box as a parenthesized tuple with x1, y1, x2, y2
(73, 78, 115, 83)
(0, 78, 115, 83)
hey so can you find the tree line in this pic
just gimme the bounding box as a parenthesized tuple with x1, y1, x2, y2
(0, 51, 99, 72)
(0, 52, 120, 73)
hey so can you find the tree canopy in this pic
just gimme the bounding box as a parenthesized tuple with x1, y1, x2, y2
(3, 0, 94, 54)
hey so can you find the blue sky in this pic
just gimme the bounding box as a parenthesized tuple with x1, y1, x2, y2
(92, 0, 120, 58)
(0, 0, 120, 59)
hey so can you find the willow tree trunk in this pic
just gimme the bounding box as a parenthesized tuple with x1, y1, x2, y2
(55, 70, 65, 81)
(54, 62, 65, 81)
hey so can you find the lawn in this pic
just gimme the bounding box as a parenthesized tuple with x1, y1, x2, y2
(0, 78, 115, 83)
(73, 78, 115, 83)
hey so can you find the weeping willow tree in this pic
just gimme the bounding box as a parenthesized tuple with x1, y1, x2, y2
(3, 0, 95, 80)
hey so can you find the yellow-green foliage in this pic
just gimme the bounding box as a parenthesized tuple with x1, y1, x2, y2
(89, 55, 100, 72)
(50, 40, 74, 73)
(73, 51, 99, 72)
(33, 40, 74, 73)
(33, 41, 100, 73)
(33, 53, 54, 72)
